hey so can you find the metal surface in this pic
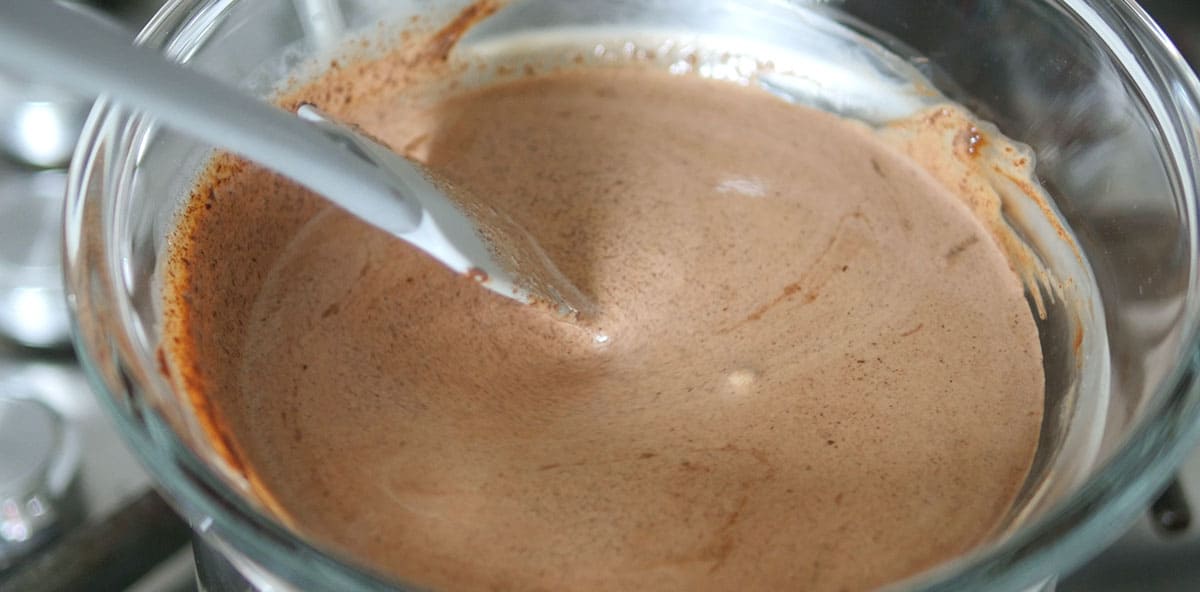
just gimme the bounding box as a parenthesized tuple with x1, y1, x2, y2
(0, 397, 82, 572)
(0, 165, 71, 349)
(1062, 453, 1200, 591)
(0, 489, 191, 592)
(0, 345, 161, 586)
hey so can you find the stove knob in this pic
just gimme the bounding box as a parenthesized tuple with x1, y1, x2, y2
(0, 169, 71, 350)
(0, 396, 83, 572)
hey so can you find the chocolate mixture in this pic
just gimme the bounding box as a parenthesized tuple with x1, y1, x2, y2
(162, 62, 1043, 590)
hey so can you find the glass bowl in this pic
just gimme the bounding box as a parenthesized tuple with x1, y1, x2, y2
(65, 0, 1200, 590)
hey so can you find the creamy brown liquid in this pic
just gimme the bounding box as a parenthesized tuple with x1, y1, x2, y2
(164, 63, 1044, 591)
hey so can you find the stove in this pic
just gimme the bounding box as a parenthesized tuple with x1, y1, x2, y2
(0, 2, 1196, 591)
